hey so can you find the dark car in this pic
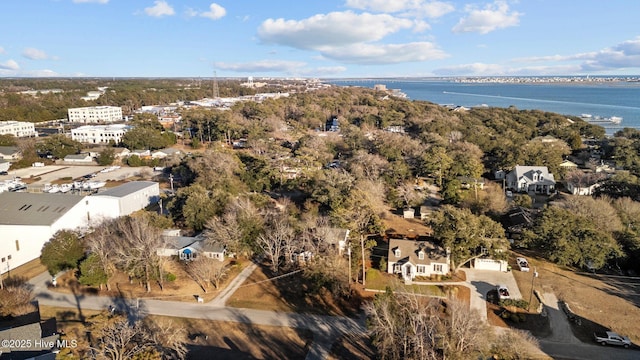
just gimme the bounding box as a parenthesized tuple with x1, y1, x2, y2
(0, 171, 8, 175)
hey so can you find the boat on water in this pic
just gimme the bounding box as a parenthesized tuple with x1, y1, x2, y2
(580, 114, 622, 124)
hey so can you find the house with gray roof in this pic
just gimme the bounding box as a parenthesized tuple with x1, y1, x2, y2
(387, 239, 450, 282)
(0, 307, 59, 359)
(506, 166, 556, 195)
(0, 146, 21, 161)
(157, 232, 225, 261)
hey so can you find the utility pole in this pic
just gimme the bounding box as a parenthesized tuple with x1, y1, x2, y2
(348, 247, 352, 284)
(361, 234, 366, 287)
(212, 70, 219, 98)
(528, 267, 538, 311)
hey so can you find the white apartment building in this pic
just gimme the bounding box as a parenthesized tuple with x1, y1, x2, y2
(0, 121, 37, 137)
(71, 124, 131, 144)
(67, 106, 123, 123)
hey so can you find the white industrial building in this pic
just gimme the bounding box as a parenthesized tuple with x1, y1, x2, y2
(0, 192, 89, 276)
(71, 124, 131, 144)
(68, 106, 123, 124)
(87, 181, 160, 221)
(0, 121, 37, 137)
(0, 181, 160, 275)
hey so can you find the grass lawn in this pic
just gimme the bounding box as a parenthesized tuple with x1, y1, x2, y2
(227, 264, 363, 316)
(49, 258, 249, 303)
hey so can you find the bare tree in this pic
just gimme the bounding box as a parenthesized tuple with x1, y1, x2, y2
(93, 317, 153, 360)
(256, 211, 295, 274)
(365, 290, 496, 360)
(0, 280, 35, 317)
(147, 318, 188, 360)
(112, 216, 166, 292)
(186, 257, 229, 292)
(85, 220, 118, 291)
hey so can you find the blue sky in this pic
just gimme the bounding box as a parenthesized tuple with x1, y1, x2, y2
(1, 0, 640, 78)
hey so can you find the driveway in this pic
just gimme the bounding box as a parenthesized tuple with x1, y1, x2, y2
(463, 268, 523, 321)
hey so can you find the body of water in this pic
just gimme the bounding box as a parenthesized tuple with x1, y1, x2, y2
(329, 79, 640, 132)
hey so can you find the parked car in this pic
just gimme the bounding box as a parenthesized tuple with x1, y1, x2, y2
(516, 257, 530, 272)
(594, 331, 631, 348)
(496, 285, 510, 300)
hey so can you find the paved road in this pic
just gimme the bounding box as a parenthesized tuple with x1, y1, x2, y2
(28, 266, 364, 360)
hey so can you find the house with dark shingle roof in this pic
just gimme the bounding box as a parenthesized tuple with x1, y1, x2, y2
(387, 239, 450, 282)
(0, 304, 60, 359)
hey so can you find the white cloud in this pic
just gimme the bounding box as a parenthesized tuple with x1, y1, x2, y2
(0, 59, 19, 70)
(144, 1, 174, 17)
(201, 3, 226, 20)
(345, 0, 454, 18)
(22, 48, 51, 60)
(510, 37, 640, 73)
(72, 0, 109, 4)
(214, 60, 307, 73)
(258, 11, 413, 50)
(452, 0, 521, 34)
(305, 66, 348, 76)
(322, 42, 448, 64)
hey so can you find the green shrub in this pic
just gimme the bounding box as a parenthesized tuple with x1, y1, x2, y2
(499, 298, 529, 309)
(165, 273, 176, 282)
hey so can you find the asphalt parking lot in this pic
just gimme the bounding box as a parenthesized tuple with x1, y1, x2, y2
(0, 165, 155, 188)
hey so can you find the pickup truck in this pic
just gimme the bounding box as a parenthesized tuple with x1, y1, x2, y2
(594, 331, 631, 348)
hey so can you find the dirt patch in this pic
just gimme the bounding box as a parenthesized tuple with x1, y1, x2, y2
(4, 258, 48, 280)
(227, 264, 363, 316)
(39, 306, 313, 360)
(171, 317, 313, 360)
(328, 332, 376, 360)
(382, 211, 432, 237)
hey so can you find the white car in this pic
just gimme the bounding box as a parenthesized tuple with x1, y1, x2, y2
(496, 285, 511, 300)
(516, 257, 530, 272)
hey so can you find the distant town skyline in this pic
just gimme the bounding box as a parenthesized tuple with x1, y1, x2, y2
(1, 0, 640, 78)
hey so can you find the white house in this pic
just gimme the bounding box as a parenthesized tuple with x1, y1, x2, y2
(387, 239, 450, 282)
(63, 153, 94, 164)
(506, 166, 556, 195)
(71, 124, 131, 144)
(68, 106, 123, 123)
(0, 146, 21, 161)
(87, 181, 160, 222)
(0, 121, 37, 138)
(151, 148, 181, 159)
(567, 181, 601, 196)
(0, 192, 90, 275)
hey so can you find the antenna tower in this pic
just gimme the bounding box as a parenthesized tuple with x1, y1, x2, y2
(212, 71, 220, 98)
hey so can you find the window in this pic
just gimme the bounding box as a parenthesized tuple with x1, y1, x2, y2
(418, 252, 424, 260)
(394, 249, 401, 258)
(15, 240, 20, 251)
(417, 265, 426, 274)
(433, 264, 443, 273)
(393, 264, 401, 273)
(1, 258, 5, 263)
(7, 255, 11, 260)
